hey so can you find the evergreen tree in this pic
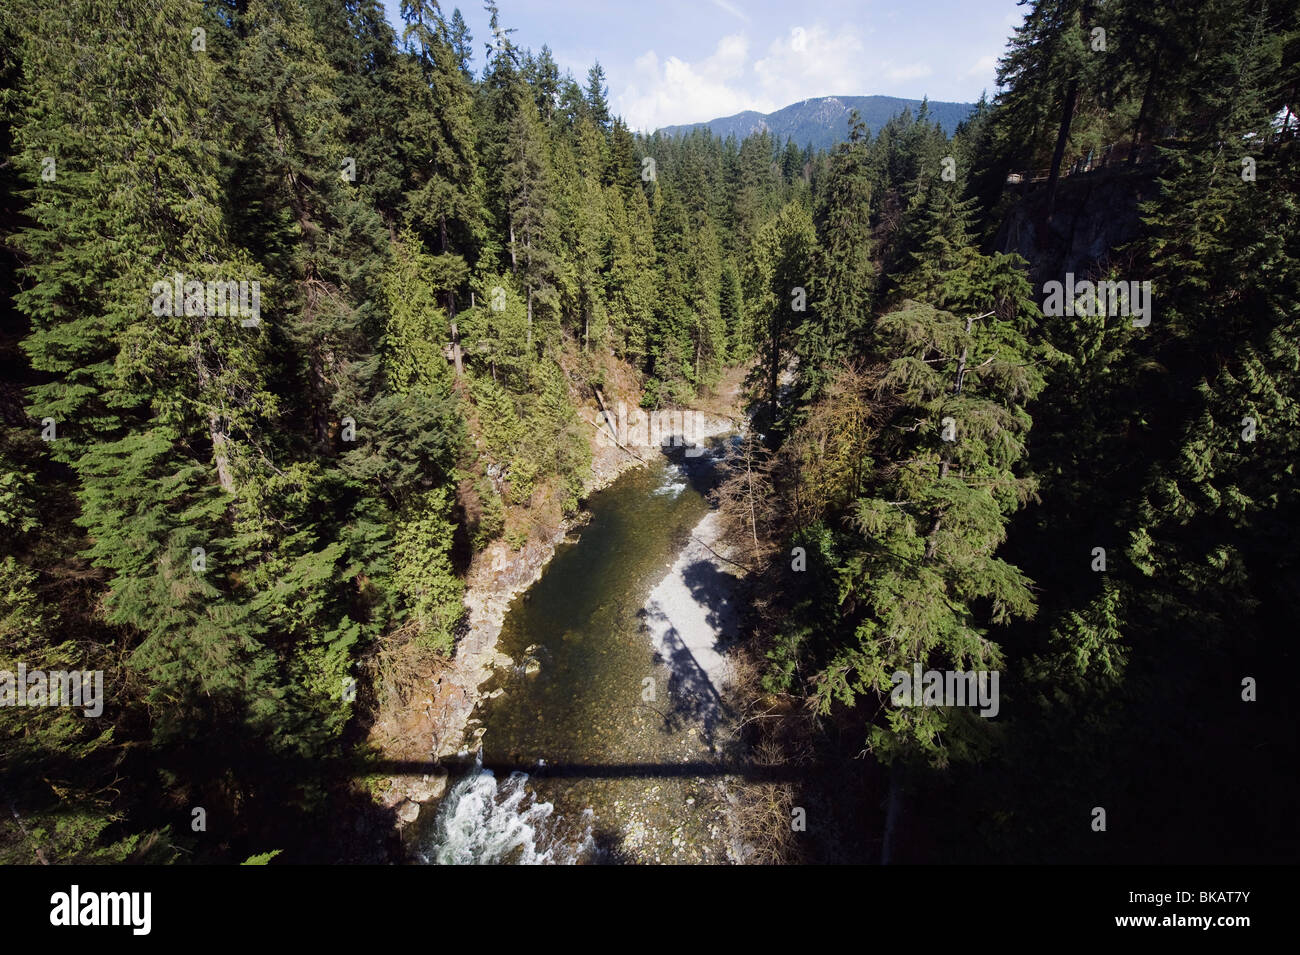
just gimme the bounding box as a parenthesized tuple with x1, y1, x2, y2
(802, 111, 874, 401)
(585, 61, 611, 131)
(995, 0, 1098, 212)
(812, 251, 1046, 766)
(448, 6, 474, 76)
(502, 94, 563, 348)
(743, 201, 817, 433)
(604, 185, 657, 365)
(398, 0, 484, 363)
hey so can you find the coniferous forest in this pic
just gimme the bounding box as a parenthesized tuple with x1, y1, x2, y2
(0, 0, 1297, 880)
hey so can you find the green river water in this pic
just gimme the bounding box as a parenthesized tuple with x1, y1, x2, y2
(419, 443, 746, 864)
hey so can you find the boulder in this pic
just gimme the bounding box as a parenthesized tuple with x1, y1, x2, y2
(408, 771, 448, 803)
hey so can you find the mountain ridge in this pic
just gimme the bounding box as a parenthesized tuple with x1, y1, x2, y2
(655, 94, 976, 150)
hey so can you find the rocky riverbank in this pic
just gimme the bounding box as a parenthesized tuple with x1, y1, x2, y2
(643, 508, 743, 734)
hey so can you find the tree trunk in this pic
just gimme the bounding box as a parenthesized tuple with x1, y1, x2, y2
(1128, 62, 1159, 166)
(448, 290, 463, 377)
(210, 417, 234, 493)
(305, 340, 333, 447)
(768, 328, 780, 425)
(526, 285, 533, 348)
(1045, 79, 1079, 214)
(449, 320, 464, 376)
(924, 312, 981, 560)
(880, 763, 906, 865)
(191, 338, 236, 493)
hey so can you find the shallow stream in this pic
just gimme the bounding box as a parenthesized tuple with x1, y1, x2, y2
(419, 444, 744, 864)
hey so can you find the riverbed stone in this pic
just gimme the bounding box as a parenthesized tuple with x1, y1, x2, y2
(408, 771, 448, 803)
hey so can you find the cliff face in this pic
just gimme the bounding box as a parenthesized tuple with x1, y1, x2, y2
(992, 165, 1161, 288)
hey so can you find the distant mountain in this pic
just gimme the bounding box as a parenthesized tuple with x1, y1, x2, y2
(656, 95, 976, 151)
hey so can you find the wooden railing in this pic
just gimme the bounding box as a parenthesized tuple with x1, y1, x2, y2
(1006, 141, 1156, 184)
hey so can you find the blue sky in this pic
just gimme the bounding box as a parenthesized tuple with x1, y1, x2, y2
(380, 0, 1027, 132)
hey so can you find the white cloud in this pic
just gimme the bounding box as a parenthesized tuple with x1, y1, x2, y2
(616, 18, 956, 132)
(619, 34, 767, 132)
(965, 54, 998, 78)
(753, 24, 866, 102)
(883, 61, 932, 83)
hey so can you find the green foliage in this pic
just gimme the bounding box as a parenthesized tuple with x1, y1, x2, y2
(471, 374, 524, 464)
(764, 242, 1047, 767)
(392, 484, 464, 653)
(469, 474, 506, 549)
(382, 232, 456, 396)
(743, 200, 817, 432)
(241, 849, 283, 865)
(458, 272, 532, 386)
(5, 0, 1292, 866)
(517, 360, 591, 512)
(803, 111, 874, 401)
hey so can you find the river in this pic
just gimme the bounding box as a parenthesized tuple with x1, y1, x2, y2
(417, 441, 747, 864)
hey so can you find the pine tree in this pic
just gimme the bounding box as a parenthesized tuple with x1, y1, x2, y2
(743, 200, 817, 433)
(648, 188, 695, 403)
(550, 119, 607, 348)
(448, 7, 474, 76)
(12, 0, 278, 721)
(526, 45, 561, 124)
(219, 0, 387, 447)
(585, 61, 611, 131)
(719, 260, 744, 360)
(1122, 0, 1299, 647)
(802, 110, 874, 401)
(688, 213, 727, 385)
(471, 374, 524, 465)
(604, 185, 657, 365)
(501, 93, 564, 349)
(812, 250, 1046, 766)
(381, 232, 456, 396)
(398, 0, 484, 366)
(994, 0, 1098, 212)
(308, 0, 406, 219)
